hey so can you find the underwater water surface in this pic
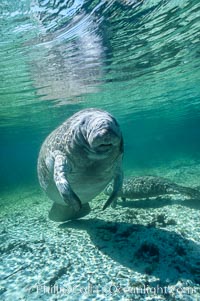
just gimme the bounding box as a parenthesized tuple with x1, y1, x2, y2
(1, 1, 200, 300)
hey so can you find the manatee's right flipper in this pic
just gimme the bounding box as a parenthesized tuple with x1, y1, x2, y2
(49, 202, 91, 222)
(103, 156, 123, 210)
(54, 153, 81, 211)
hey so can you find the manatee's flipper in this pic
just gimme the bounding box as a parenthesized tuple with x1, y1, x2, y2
(103, 159, 123, 210)
(54, 153, 81, 211)
(49, 202, 91, 222)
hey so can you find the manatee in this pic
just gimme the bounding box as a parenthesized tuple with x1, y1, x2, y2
(105, 175, 200, 202)
(37, 108, 123, 221)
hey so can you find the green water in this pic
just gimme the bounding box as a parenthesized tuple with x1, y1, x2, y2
(1, 1, 200, 300)
(0, 0, 200, 191)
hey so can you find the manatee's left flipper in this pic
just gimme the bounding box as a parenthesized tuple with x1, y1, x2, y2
(54, 153, 81, 211)
(103, 158, 123, 210)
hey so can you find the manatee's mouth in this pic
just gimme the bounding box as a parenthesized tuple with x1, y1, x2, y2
(87, 126, 121, 154)
(99, 143, 113, 148)
(95, 143, 113, 152)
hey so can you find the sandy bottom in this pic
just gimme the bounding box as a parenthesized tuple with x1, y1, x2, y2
(1, 158, 200, 301)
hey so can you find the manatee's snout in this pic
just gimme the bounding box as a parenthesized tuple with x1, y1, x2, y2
(90, 128, 121, 151)
(84, 112, 122, 154)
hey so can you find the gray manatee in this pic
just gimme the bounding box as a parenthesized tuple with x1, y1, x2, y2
(105, 176, 200, 201)
(37, 108, 123, 221)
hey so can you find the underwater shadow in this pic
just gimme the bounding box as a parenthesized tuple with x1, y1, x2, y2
(59, 218, 200, 285)
(116, 197, 200, 210)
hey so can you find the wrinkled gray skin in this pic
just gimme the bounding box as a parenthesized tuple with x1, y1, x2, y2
(105, 176, 200, 202)
(37, 108, 123, 221)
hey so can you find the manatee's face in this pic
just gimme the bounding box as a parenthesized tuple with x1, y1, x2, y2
(84, 112, 122, 154)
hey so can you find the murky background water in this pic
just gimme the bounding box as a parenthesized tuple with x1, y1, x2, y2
(0, 0, 200, 192)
